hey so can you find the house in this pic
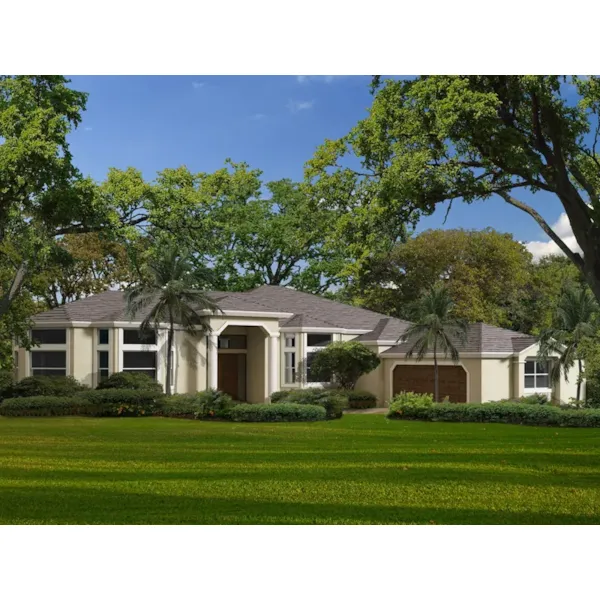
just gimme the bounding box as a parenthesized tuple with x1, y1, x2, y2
(13, 285, 580, 405)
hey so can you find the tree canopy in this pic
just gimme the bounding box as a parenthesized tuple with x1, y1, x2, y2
(306, 76, 600, 303)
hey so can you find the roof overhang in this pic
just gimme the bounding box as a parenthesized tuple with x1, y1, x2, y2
(279, 327, 372, 334)
(381, 351, 515, 359)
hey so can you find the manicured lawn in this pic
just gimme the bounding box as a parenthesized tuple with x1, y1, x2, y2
(1, 415, 599, 524)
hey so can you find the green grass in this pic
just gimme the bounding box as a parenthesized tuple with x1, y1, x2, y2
(1, 415, 599, 524)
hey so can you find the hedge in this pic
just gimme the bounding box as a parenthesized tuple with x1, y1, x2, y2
(0, 370, 14, 399)
(272, 388, 347, 419)
(7, 375, 88, 398)
(76, 388, 163, 416)
(344, 390, 378, 409)
(229, 403, 326, 422)
(0, 396, 91, 417)
(96, 372, 163, 392)
(387, 399, 600, 428)
(155, 389, 234, 419)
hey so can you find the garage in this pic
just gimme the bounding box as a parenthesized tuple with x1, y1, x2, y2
(392, 364, 467, 403)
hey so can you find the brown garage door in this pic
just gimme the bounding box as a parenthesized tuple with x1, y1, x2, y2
(393, 365, 467, 403)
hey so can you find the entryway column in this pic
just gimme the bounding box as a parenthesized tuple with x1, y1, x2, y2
(208, 332, 218, 390)
(269, 333, 280, 398)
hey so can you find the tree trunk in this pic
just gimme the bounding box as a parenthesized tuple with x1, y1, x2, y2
(166, 324, 174, 396)
(577, 358, 583, 403)
(433, 338, 439, 403)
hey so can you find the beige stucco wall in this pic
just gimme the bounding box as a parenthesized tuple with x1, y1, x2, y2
(71, 328, 94, 387)
(174, 331, 206, 394)
(479, 358, 511, 402)
(355, 345, 392, 407)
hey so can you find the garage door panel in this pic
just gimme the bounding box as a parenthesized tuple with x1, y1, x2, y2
(393, 365, 467, 403)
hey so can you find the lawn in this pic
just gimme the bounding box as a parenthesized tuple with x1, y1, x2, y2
(1, 415, 599, 524)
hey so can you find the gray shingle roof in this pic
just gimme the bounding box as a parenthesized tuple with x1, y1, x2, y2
(380, 322, 536, 355)
(243, 285, 391, 330)
(31, 285, 538, 354)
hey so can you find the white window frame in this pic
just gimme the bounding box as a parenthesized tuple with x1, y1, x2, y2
(524, 359, 551, 392)
(282, 334, 297, 386)
(95, 328, 111, 386)
(29, 328, 68, 377)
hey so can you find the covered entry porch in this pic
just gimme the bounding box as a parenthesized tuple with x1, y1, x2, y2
(206, 323, 279, 403)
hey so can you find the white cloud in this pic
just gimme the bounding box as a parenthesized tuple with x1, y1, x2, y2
(523, 212, 582, 260)
(296, 75, 338, 84)
(287, 99, 314, 114)
(84, 126, 93, 131)
(250, 113, 266, 121)
(192, 81, 205, 89)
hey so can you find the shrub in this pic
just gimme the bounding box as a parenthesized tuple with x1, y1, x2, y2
(96, 371, 163, 392)
(386, 400, 600, 427)
(273, 388, 347, 419)
(308, 341, 380, 389)
(345, 390, 378, 409)
(0, 370, 14, 400)
(269, 390, 293, 403)
(229, 403, 326, 422)
(8, 375, 88, 398)
(390, 391, 434, 412)
(500, 393, 549, 405)
(194, 389, 235, 418)
(76, 388, 163, 417)
(0, 396, 90, 417)
(155, 394, 199, 418)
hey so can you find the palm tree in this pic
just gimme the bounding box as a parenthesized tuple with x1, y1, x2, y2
(399, 283, 468, 402)
(125, 246, 221, 395)
(538, 286, 599, 403)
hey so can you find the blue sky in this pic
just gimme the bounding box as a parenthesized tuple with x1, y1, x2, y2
(67, 75, 569, 254)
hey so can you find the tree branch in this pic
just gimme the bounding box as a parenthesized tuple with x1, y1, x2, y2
(497, 191, 584, 268)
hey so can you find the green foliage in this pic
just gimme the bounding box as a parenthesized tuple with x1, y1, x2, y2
(76, 388, 162, 417)
(125, 244, 220, 394)
(0, 370, 14, 399)
(193, 389, 235, 419)
(390, 391, 434, 411)
(387, 400, 600, 427)
(400, 283, 468, 402)
(344, 390, 378, 409)
(228, 403, 326, 422)
(308, 341, 380, 390)
(537, 286, 599, 402)
(344, 228, 533, 328)
(269, 390, 293, 403)
(8, 375, 87, 398)
(0, 396, 90, 417)
(499, 393, 549, 405)
(273, 388, 348, 419)
(306, 75, 600, 304)
(96, 372, 163, 392)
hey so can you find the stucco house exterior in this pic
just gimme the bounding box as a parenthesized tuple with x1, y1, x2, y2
(14, 285, 580, 405)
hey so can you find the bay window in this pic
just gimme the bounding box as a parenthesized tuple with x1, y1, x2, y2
(306, 333, 333, 383)
(283, 334, 297, 384)
(31, 350, 66, 377)
(123, 351, 157, 379)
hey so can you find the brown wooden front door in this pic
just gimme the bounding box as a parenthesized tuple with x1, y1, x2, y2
(393, 365, 467, 403)
(218, 354, 240, 400)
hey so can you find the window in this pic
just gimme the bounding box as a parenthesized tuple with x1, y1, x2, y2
(525, 360, 550, 389)
(31, 351, 66, 377)
(307, 333, 332, 347)
(123, 351, 157, 379)
(218, 335, 246, 349)
(284, 334, 296, 348)
(98, 351, 109, 382)
(123, 329, 156, 345)
(31, 329, 66, 345)
(98, 329, 109, 345)
(284, 352, 296, 384)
